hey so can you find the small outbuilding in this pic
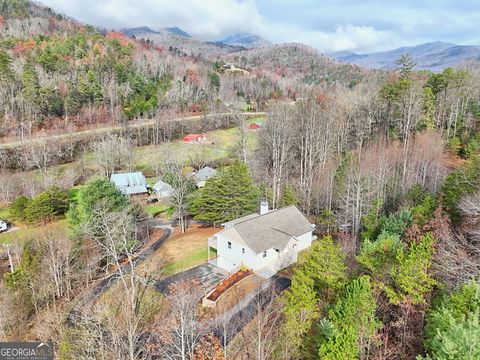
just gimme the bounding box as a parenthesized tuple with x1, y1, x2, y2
(192, 166, 217, 187)
(183, 133, 206, 142)
(110, 172, 148, 196)
(153, 180, 174, 198)
(249, 122, 261, 130)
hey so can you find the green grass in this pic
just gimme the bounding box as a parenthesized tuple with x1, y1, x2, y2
(0, 207, 11, 221)
(164, 248, 217, 276)
(144, 203, 170, 217)
(0, 219, 68, 244)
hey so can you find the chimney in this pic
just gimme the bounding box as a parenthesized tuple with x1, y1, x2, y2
(260, 200, 269, 215)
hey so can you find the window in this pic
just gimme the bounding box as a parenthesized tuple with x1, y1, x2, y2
(263, 250, 267, 258)
(242, 248, 245, 254)
(228, 241, 232, 249)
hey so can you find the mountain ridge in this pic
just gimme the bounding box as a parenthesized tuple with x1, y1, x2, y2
(330, 41, 480, 71)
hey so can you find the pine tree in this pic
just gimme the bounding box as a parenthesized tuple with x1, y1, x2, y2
(318, 276, 380, 359)
(189, 161, 258, 225)
(303, 235, 347, 302)
(21, 61, 40, 106)
(0, 48, 14, 83)
(281, 267, 318, 358)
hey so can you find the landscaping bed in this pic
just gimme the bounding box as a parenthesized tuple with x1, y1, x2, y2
(207, 269, 253, 302)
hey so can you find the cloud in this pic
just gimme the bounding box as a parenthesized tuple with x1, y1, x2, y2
(39, 0, 480, 53)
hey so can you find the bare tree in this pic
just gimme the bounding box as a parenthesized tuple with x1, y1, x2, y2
(259, 103, 294, 209)
(91, 134, 134, 178)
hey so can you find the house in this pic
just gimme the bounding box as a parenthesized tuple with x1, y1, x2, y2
(249, 122, 262, 130)
(192, 166, 217, 187)
(0, 220, 8, 233)
(110, 172, 148, 196)
(183, 133, 206, 142)
(153, 180, 174, 198)
(208, 201, 316, 275)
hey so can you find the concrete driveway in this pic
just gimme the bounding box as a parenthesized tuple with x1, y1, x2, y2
(155, 263, 228, 295)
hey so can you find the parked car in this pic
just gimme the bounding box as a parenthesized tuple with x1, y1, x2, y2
(0, 220, 8, 233)
(146, 198, 159, 204)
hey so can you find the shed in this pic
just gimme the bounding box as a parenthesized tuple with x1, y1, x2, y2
(183, 133, 206, 142)
(153, 180, 174, 198)
(110, 172, 148, 196)
(249, 123, 261, 130)
(193, 166, 217, 187)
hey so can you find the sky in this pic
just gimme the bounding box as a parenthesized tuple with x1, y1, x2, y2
(39, 0, 480, 53)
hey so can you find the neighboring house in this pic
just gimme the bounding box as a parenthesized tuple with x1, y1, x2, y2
(208, 202, 316, 275)
(153, 180, 174, 198)
(0, 220, 8, 233)
(192, 166, 217, 187)
(110, 172, 148, 196)
(183, 133, 206, 142)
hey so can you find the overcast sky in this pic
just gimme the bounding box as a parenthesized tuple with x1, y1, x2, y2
(39, 0, 480, 53)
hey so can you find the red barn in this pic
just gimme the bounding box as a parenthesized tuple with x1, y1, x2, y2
(183, 133, 206, 142)
(249, 123, 261, 130)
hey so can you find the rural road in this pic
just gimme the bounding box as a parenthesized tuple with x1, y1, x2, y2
(0, 111, 267, 150)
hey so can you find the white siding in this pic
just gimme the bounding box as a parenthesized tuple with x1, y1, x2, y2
(214, 230, 314, 272)
(296, 231, 313, 251)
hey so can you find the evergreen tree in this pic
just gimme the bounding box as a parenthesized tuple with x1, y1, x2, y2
(422, 281, 480, 359)
(21, 61, 40, 107)
(189, 161, 258, 225)
(318, 276, 380, 359)
(384, 233, 436, 305)
(0, 48, 14, 83)
(281, 267, 318, 358)
(281, 183, 298, 206)
(67, 178, 128, 230)
(303, 235, 347, 301)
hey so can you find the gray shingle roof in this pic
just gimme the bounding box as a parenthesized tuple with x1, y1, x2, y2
(110, 172, 148, 195)
(194, 166, 217, 182)
(219, 206, 314, 254)
(153, 180, 174, 194)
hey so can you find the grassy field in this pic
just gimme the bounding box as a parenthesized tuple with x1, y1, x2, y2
(0, 219, 68, 244)
(9, 117, 264, 188)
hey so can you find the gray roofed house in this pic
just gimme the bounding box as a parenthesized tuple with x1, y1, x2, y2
(208, 204, 316, 276)
(110, 172, 148, 196)
(153, 180, 174, 198)
(193, 166, 217, 187)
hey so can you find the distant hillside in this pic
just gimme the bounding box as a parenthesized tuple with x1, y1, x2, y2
(121, 26, 190, 38)
(216, 33, 271, 49)
(331, 41, 480, 72)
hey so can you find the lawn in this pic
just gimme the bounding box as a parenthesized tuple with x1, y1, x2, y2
(144, 202, 171, 217)
(137, 224, 219, 279)
(0, 206, 11, 221)
(0, 219, 68, 244)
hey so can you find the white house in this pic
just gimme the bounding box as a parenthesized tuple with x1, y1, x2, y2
(208, 202, 316, 275)
(110, 172, 148, 196)
(192, 166, 217, 187)
(152, 180, 174, 198)
(0, 220, 8, 233)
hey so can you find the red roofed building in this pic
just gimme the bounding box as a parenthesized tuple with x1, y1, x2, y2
(249, 123, 261, 130)
(183, 133, 206, 142)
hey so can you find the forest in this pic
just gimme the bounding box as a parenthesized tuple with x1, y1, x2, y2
(0, 0, 480, 359)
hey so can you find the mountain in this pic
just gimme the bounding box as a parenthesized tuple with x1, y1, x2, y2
(120, 26, 159, 37)
(330, 41, 480, 72)
(121, 26, 190, 38)
(216, 33, 272, 49)
(163, 26, 190, 38)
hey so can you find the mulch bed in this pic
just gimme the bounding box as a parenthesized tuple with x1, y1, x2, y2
(207, 269, 253, 302)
